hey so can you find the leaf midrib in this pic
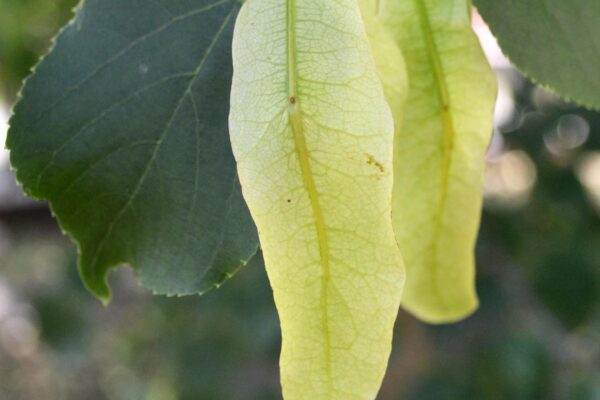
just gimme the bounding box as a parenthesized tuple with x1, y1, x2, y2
(415, 0, 455, 311)
(286, 0, 333, 393)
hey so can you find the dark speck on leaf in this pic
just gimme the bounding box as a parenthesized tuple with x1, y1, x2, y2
(366, 154, 384, 173)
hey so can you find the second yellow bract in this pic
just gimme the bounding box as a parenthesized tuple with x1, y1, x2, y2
(380, 0, 498, 323)
(229, 0, 405, 398)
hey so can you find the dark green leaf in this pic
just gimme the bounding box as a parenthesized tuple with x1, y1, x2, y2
(474, 0, 600, 109)
(7, 0, 258, 302)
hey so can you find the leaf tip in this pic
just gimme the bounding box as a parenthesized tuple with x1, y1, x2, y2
(403, 290, 480, 325)
(80, 267, 113, 306)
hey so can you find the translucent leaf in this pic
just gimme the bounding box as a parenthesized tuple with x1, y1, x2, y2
(358, 0, 409, 132)
(229, 0, 405, 398)
(380, 0, 497, 323)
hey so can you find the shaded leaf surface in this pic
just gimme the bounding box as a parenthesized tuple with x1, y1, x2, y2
(229, 0, 405, 398)
(358, 0, 408, 133)
(7, 0, 258, 301)
(380, 0, 497, 323)
(474, 0, 600, 109)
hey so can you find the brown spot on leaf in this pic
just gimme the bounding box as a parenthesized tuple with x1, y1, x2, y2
(366, 154, 384, 173)
(289, 96, 296, 104)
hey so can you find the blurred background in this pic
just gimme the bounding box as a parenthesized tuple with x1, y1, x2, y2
(1, 1, 599, 399)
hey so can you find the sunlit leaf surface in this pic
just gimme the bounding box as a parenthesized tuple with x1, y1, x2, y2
(229, 0, 405, 398)
(358, 0, 408, 135)
(380, 0, 497, 323)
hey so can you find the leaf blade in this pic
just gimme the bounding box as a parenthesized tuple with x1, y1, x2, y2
(230, 0, 405, 398)
(474, 0, 600, 110)
(358, 0, 409, 133)
(7, 0, 259, 301)
(381, 0, 497, 323)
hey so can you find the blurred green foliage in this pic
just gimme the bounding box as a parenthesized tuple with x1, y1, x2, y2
(1, 1, 600, 399)
(0, 0, 77, 101)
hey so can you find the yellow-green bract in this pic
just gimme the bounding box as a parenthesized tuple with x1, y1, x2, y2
(229, 0, 405, 398)
(380, 0, 497, 323)
(358, 0, 409, 135)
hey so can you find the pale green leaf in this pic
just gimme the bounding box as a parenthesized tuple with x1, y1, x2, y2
(380, 0, 497, 323)
(358, 0, 409, 133)
(229, 0, 405, 398)
(7, 0, 258, 301)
